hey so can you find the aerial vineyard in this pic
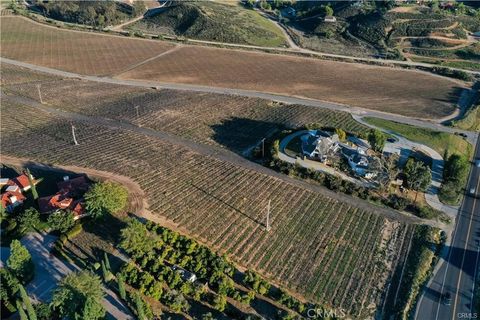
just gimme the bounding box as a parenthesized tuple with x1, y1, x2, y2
(0, 100, 414, 318)
(0, 16, 175, 76)
(2, 64, 368, 153)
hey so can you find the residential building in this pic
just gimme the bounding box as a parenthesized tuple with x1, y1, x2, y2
(301, 131, 340, 163)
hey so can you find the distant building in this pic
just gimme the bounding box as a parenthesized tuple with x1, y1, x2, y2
(341, 145, 377, 179)
(0, 173, 37, 213)
(324, 16, 337, 23)
(301, 131, 340, 163)
(282, 7, 296, 18)
(38, 175, 89, 219)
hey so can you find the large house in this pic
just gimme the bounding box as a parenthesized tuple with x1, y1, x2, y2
(0, 173, 37, 213)
(301, 131, 340, 163)
(341, 145, 377, 179)
(38, 175, 89, 219)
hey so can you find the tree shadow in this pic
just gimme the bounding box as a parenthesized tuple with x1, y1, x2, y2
(210, 117, 285, 155)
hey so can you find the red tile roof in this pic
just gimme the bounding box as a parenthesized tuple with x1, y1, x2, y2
(7, 174, 31, 190)
(1, 190, 26, 208)
(57, 176, 89, 193)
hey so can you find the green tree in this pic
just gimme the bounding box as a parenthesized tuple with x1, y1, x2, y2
(404, 158, 432, 203)
(367, 129, 386, 153)
(7, 240, 34, 283)
(134, 292, 146, 320)
(213, 294, 227, 312)
(51, 271, 105, 320)
(26, 168, 38, 200)
(18, 284, 37, 320)
(120, 219, 162, 259)
(17, 300, 28, 320)
(104, 252, 111, 271)
(117, 274, 126, 300)
(47, 210, 75, 233)
(17, 208, 40, 234)
(335, 128, 346, 141)
(84, 181, 128, 218)
(325, 4, 334, 16)
(101, 260, 109, 282)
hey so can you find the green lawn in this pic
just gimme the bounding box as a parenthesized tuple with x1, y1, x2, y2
(364, 117, 473, 159)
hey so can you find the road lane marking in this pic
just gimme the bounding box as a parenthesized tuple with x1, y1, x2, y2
(470, 242, 480, 314)
(452, 173, 480, 317)
(434, 152, 480, 320)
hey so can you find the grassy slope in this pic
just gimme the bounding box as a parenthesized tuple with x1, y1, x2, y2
(364, 117, 473, 159)
(453, 105, 480, 132)
(130, 2, 286, 47)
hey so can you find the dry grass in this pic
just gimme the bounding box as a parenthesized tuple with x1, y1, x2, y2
(118, 45, 463, 119)
(0, 16, 175, 76)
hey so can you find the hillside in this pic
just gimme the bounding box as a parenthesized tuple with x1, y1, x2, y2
(286, 2, 480, 69)
(129, 1, 287, 47)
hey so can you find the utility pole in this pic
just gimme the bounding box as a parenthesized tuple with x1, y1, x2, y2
(36, 84, 43, 104)
(261, 138, 266, 158)
(266, 199, 271, 232)
(134, 105, 140, 119)
(71, 124, 79, 145)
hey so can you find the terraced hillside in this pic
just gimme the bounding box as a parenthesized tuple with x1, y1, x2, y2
(289, 2, 480, 69)
(128, 1, 287, 47)
(1, 66, 416, 318)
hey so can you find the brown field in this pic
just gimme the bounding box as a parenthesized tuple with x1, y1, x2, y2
(0, 16, 175, 76)
(0, 16, 464, 119)
(117, 45, 464, 119)
(1, 69, 415, 317)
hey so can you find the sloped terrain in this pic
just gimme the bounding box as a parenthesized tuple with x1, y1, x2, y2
(129, 2, 287, 47)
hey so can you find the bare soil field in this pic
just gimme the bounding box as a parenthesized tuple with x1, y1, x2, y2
(0, 16, 464, 119)
(1, 98, 413, 318)
(117, 45, 463, 118)
(0, 16, 175, 76)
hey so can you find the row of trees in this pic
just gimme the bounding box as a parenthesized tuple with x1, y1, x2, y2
(32, 0, 145, 27)
(119, 219, 316, 318)
(440, 154, 470, 204)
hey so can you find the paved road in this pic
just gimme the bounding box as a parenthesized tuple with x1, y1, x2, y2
(0, 232, 134, 320)
(415, 137, 480, 320)
(1, 57, 477, 146)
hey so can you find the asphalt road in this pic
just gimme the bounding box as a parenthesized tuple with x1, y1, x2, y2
(1, 57, 477, 146)
(0, 232, 133, 319)
(415, 137, 480, 320)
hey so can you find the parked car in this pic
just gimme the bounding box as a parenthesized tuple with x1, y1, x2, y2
(470, 186, 476, 196)
(442, 292, 452, 306)
(476, 159, 480, 168)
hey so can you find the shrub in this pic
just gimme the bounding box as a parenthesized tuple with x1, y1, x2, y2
(84, 181, 128, 218)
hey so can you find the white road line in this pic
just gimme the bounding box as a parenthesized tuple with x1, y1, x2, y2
(470, 243, 480, 314)
(452, 177, 480, 316)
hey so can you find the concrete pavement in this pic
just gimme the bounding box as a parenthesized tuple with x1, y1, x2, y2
(0, 232, 133, 319)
